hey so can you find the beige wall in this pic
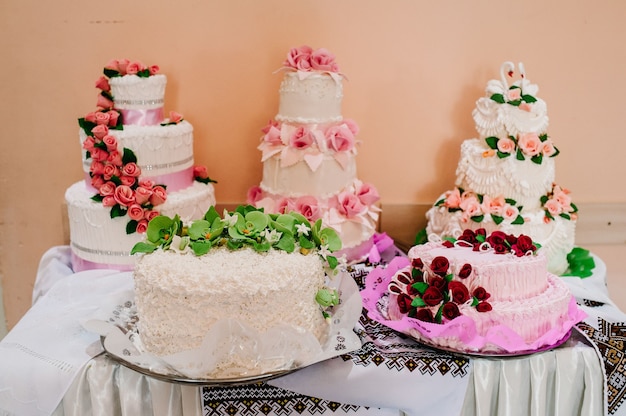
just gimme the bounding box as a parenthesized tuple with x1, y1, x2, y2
(2, 1, 626, 330)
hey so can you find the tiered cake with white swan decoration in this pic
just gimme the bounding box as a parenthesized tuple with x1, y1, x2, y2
(247, 46, 381, 263)
(65, 59, 216, 272)
(425, 62, 577, 275)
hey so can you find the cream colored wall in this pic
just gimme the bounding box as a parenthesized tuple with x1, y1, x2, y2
(1, 0, 625, 330)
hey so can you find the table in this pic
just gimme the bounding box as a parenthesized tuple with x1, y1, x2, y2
(0, 246, 623, 416)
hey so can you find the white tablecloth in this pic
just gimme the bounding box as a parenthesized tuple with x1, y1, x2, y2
(0, 246, 620, 416)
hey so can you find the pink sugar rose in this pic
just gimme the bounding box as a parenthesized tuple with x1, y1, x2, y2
(107, 150, 123, 166)
(104, 59, 119, 71)
(84, 112, 97, 123)
(518, 132, 542, 156)
(355, 182, 380, 205)
(460, 195, 482, 218)
(114, 185, 135, 207)
(497, 137, 516, 154)
(144, 210, 160, 222)
(134, 186, 153, 205)
(82, 136, 96, 152)
(542, 140, 557, 157)
(102, 135, 118, 151)
(91, 124, 109, 140)
(295, 196, 321, 221)
(261, 120, 280, 134)
(102, 195, 116, 207)
(125, 61, 143, 75)
(342, 119, 360, 136)
(289, 126, 314, 149)
(107, 110, 120, 127)
(502, 204, 520, 221)
(507, 88, 521, 101)
(553, 186, 572, 209)
(89, 161, 105, 176)
(337, 192, 366, 218)
(544, 198, 562, 216)
(284, 45, 313, 71)
(119, 175, 136, 187)
(276, 197, 296, 214)
(246, 186, 263, 204)
(127, 203, 145, 221)
(149, 185, 167, 206)
(116, 59, 130, 75)
(96, 95, 114, 110)
(310, 48, 339, 72)
(91, 175, 105, 191)
(99, 181, 117, 197)
(94, 111, 111, 126)
(262, 122, 282, 146)
(102, 164, 121, 181)
(136, 219, 149, 234)
(326, 124, 355, 152)
(519, 102, 533, 112)
(193, 165, 209, 179)
(149, 65, 160, 75)
(122, 162, 141, 177)
(139, 179, 155, 189)
(481, 195, 505, 216)
(169, 111, 184, 124)
(444, 188, 462, 209)
(95, 76, 110, 92)
(90, 147, 108, 162)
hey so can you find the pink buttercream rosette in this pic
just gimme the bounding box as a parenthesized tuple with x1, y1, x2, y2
(360, 256, 587, 354)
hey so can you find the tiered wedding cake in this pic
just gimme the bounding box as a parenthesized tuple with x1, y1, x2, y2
(247, 46, 381, 263)
(65, 59, 216, 271)
(425, 62, 577, 275)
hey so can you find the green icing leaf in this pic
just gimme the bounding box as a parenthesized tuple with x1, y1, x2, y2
(130, 242, 157, 255)
(412, 282, 429, 294)
(491, 214, 504, 225)
(411, 297, 426, 308)
(522, 94, 537, 103)
(531, 153, 543, 165)
(512, 215, 525, 225)
(414, 228, 428, 245)
(490, 93, 505, 103)
(126, 220, 138, 235)
(190, 240, 212, 256)
(562, 247, 596, 278)
(485, 137, 499, 150)
(110, 204, 126, 219)
(121, 148, 137, 165)
(516, 149, 525, 161)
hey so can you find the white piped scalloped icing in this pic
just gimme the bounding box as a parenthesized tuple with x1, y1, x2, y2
(277, 72, 343, 124)
(134, 247, 328, 357)
(388, 242, 574, 352)
(65, 181, 216, 267)
(109, 74, 167, 111)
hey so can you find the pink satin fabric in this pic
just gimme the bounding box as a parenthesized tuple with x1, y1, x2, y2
(120, 108, 164, 126)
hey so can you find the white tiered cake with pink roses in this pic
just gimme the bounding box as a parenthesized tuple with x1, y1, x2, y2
(425, 62, 577, 275)
(247, 46, 381, 263)
(65, 59, 216, 271)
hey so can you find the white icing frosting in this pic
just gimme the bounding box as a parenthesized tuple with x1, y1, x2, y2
(277, 72, 343, 123)
(134, 248, 328, 357)
(109, 74, 166, 110)
(65, 181, 215, 267)
(260, 152, 357, 197)
(455, 138, 555, 210)
(79, 120, 194, 178)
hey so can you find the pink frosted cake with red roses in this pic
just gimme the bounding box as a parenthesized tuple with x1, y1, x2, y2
(384, 229, 584, 354)
(425, 62, 577, 275)
(247, 46, 381, 263)
(65, 59, 216, 271)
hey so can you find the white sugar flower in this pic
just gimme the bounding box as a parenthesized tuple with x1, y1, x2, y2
(318, 244, 331, 259)
(296, 223, 311, 236)
(222, 210, 238, 227)
(262, 228, 282, 243)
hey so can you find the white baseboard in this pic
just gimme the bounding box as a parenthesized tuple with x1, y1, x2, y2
(0, 278, 7, 340)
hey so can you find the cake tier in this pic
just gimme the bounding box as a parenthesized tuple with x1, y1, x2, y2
(406, 242, 549, 301)
(277, 72, 343, 124)
(261, 153, 357, 197)
(455, 138, 555, 210)
(388, 273, 573, 353)
(65, 180, 215, 270)
(80, 121, 195, 185)
(134, 248, 329, 356)
(109, 74, 166, 112)
(425, 204, 576, 275)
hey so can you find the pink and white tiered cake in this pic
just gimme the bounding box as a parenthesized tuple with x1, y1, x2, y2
(425, 62, 577, 275)
(65, 59, 216, 272)
(247, 46, 381, 263)
(361, 229, 585, 354)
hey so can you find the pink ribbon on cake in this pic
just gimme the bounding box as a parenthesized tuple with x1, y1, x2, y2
(71, 251, 134, 273)
(119, 108, 164, 126)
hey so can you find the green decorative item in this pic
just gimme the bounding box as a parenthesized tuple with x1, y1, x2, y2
(562, 247, 596, 278)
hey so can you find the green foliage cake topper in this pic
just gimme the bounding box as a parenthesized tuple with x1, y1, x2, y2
(131, 204, 343, 270)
